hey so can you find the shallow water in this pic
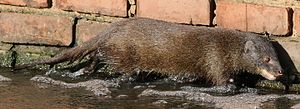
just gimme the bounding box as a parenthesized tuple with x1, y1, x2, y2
(0, 68, 213, 109)
(0, 67, 300, 109)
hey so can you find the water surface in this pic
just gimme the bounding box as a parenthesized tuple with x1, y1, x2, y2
(0, 67, 299, 109)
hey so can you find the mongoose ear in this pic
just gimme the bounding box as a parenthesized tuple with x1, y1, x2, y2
(244, 40, 257, 53)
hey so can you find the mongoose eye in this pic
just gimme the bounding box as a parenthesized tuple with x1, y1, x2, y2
(263, 57, 271, 63)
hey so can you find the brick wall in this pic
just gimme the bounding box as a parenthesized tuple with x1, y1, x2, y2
(0, 0, 299, 71)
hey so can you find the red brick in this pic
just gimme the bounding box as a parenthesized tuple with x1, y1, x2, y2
(216, 0, 247, 30)
(77, 20, 110, 44)
(0, 12, 73, 46)
(293, 8, 300, 36)
(0, 0, 49, 8)
(216, 0, 291, 35)
(247, 4, 291, 35)
(56, 0, 127, 17)
(136, 0, 212, 25)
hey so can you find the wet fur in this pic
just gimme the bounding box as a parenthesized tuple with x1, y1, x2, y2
(15, 18, 281, 85)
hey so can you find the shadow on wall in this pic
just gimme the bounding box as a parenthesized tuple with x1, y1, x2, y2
(272, 41, 300, 85)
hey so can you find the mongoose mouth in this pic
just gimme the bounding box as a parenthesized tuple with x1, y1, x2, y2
(259, 68, 283, 80)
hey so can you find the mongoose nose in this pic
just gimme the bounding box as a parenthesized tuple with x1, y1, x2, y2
(276, 71, 283, 76)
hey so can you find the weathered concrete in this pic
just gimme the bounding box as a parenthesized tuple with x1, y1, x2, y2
(291, 102, 300, 109)
(13, 45, 65, 69)
(139, 88, 300, 109)
(30, 75, 119, 97)
(0, 50, 13, 67)
(0, 75, 11, 82)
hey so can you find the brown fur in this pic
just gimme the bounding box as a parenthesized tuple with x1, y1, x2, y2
(15, 18, 283, 85)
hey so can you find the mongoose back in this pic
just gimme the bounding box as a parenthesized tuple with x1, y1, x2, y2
(15, 18, 283, 85)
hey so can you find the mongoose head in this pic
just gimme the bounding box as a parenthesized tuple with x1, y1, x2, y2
(243, 38, 283, 81)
